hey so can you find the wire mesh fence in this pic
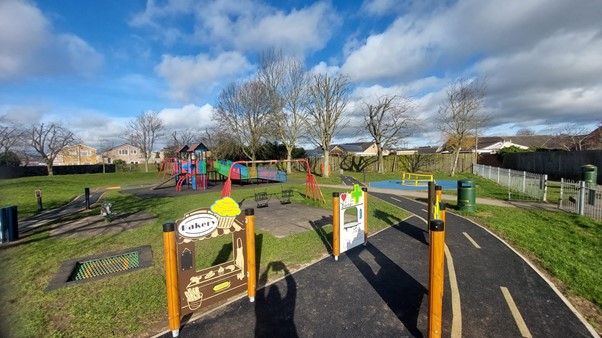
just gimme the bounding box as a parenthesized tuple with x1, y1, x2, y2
(473, 164, 547, 201)
(559, 179, 602, 222)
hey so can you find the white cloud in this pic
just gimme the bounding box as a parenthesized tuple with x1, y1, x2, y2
(0, 0, 103, 82)
(158, 104, 215, 131)
(155, 51, 252, 102)
(310, 61, 341, 76)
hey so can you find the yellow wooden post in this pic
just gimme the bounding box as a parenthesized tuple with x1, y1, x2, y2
(428, 219, 445, 338)
(362, 187, 368, 245)
(162, 222, 180, 337)
(245, 208, 256, 302)
(333, 192, 340, 260)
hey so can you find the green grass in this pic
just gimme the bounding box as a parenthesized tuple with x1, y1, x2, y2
(452, 203, 602, 308)
(0, 172, 159, 219)
(0, 173, 409, 338)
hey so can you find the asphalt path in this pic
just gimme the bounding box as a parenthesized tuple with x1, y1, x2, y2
(18, 189, 105, 234)
(371, 191, 597, 338)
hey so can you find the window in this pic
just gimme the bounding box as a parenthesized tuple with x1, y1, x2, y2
(132, 150, 137, 154)
(81, 150, 91, 156)
(68, 150, 77, 155)
(119, 149, 128, 155)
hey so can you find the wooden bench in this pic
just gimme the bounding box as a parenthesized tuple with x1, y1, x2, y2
(254, 192, 270, 208)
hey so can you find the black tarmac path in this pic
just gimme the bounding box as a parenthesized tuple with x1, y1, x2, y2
(154, 178, 598, 338)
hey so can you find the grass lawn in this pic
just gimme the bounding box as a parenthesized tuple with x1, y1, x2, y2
(0, 173, 409, 338)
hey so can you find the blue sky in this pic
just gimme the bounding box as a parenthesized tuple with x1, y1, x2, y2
(1, 0, 601, 149)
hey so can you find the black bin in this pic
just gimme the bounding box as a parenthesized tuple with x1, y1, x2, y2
(0, 206, 19, 243)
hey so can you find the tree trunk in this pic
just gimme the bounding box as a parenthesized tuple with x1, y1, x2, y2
(286, 148, 292, 173)
(46, 161, 53, 176)
(323, 150, 330, 178)
(377, 144, 384, 174)
(451, 148, 461, 176)
(144, 158, 149, 172)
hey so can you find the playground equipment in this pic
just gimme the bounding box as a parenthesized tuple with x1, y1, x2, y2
(162, 197, 257, 337)
(156, 143, 210, 191)
(332, 184, 368, 260)
(401, 172, 434, 186)
(220, 159, 326, 204)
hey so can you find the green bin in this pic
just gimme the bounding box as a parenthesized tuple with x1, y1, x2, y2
(0, 205, 19, 243)
(457, 180, 476, 212)
(581, 164, 597, 186)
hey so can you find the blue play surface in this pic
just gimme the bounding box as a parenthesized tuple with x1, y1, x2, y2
(369, 180, 457, 191)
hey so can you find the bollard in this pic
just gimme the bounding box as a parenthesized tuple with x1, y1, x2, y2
(427, 182, 436, 229)
(428, 219, 445, 338)
(362, 187, 368, 245)
(162, 222, 180, 337)
(85, 187, 90, 209)
(245, 208, 257, 302)
(333, 192, 340, 260)
(434, 185, 442, 220)
(35, 189, 43, 212)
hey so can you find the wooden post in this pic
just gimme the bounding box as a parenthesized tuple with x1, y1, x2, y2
(162, 222, 180, 337)
(428, 219, 445, 338)
(333, 192, 340, 260)
(362, 187, 368, 245)
(245, 208, 257, 302)
(427, 182, 435, 230)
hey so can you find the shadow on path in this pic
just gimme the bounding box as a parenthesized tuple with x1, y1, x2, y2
(255, 261, 298, 338)
(347, 243, 427, 338)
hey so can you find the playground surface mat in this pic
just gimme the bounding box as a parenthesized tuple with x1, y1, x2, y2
(154, 191, 598, 338)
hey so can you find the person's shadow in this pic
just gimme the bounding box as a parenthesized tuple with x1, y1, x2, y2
(254, 261, 299, 338)
(347, 244, 427, 337)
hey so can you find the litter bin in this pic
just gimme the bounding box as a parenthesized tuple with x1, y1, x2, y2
(457, 180, 476, 212)
(0, 205, 19, 243)
(581, 164, 597, 186)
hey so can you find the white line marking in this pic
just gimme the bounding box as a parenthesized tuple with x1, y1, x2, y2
(391, 197, 402, 202)
(462, 232, 481, 249)
(421, 209, 428, 213)
(445, 244, 462, 338)
(500, 287, 533, 338)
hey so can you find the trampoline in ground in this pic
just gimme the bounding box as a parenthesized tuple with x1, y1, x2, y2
(369, 179, 457, 190)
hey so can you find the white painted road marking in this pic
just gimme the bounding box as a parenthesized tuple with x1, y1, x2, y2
(462, 232, 481, 249)
(501, 287, 533, 338)
(391, 197, 402, 202)
(421, 209, 428, 213)
(445, 245, 462, 338)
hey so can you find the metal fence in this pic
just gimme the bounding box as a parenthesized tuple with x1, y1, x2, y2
(473, 164, 547, 201)
(559, 179, 602, 222)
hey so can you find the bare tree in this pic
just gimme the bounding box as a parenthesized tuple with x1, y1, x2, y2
(362, 95, 415, 174)
(0, 115, 25, 154)
(555, 124, 591, 151)
(437, 78, 489, 176)
(27, 122, 76, 175)
(516, 127, 535, 136)
(170, 129, 200, 147)
(214, 80, 275, 163)
(126, 111, 165, 172)
(305, 73, 350, 178)
(258, 50, 309, 173)
(200, 127, 241, 160)
(97, 139, 115, 174)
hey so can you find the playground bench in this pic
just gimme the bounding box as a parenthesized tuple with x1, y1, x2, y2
(254, 192, 270, 208)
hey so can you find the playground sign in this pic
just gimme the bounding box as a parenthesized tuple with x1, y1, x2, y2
(337, 184, 367, 255)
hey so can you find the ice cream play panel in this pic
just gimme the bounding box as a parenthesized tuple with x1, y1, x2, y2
(333, 184, 368, 260)
(173, 197, 256, 317)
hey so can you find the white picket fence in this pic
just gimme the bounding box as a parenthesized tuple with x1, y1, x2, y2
(559, 179, 602, 222)
(473, 164, 547, 201)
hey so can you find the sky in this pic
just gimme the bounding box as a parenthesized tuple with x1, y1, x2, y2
(1, 0, 601, 151)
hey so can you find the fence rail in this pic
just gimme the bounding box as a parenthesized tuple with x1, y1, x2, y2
(559, 179, 602, 222)
(473, 164, 547, 201)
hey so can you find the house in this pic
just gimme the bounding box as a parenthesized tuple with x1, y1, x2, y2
(104, 144, 146, 164)
(440, 135, 572, 154)
(55, 144, 98, 165)
(582, 126, 602, 150)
